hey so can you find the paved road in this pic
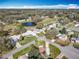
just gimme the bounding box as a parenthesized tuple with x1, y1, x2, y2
(50, 42, 79, 59)
(37, 36, 79, 59)
(2, 41, 35, 59)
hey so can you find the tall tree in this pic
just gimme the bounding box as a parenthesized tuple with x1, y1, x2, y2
(36, 22, 44, 29)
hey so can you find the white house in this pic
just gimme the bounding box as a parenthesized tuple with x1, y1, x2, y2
(57, 34, 68, 40)
(17, 19, 26, 23)
(71, 38, 79, 43)
(10, 35, 21, 41)
(66, 29, 74, 35)
(22, 31, 37, 37)
(75, 24, 79, 27)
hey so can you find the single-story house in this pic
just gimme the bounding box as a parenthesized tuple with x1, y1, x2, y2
(56, 34, 68, 40)
(66, 29, 74, 35)
(75, 22, 79, 27)
(75, 24, 79, 27)
(17, 19, 26, 23)
(22, 31, 37, 37)
(9, 35, 21, 42)
(70, 27, 79, 33)
(71, 38, 79, 43)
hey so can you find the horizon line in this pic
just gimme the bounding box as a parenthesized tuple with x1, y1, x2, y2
(0, 4, 79, 9)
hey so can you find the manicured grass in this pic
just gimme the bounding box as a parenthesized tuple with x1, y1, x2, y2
(49, 44, 61, 59)
(35, 40, 45, 46)
(19, 35, 37, 45)
(13, 45, 33, 59)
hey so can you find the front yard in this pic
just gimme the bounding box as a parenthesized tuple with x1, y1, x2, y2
(13, 45, 33, 59)
(19, 35, 37, 45)
(49, 44, 61, 59)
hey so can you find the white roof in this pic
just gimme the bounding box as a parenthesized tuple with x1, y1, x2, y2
(22, 31, 37, 36)
(56, 34, 62, 37)
(75, 24, 79, 27)
(10, 35, 20, 41)
(10, 30, 38, 41)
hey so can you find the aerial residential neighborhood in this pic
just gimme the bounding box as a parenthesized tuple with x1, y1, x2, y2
(0, 9, 79, 59)
(0, 0, 79, 59)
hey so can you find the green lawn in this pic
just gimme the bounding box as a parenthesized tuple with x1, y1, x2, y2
(13, 45, 33, 59)
(19, 35, 37, 45)
(49, 44, 61, 59)
(37, 32, 45, 37)
(13, 43, 60, 59)
(35, 40, 45, 46)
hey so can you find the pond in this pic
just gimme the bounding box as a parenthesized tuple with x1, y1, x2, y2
(22, 22, 36, 26)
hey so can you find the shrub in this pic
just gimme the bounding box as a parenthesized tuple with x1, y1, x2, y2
(36, 22, 44, 29)
(73, 43, 79, 49)
(61, 56, 68, 59)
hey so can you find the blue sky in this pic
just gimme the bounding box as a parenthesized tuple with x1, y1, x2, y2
(0, 0, 79, 9)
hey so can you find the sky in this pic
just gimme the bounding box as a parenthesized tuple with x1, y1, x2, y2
(0, 0, 79, 9)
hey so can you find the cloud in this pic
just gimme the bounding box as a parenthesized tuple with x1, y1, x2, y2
(0, 4, 79, 9)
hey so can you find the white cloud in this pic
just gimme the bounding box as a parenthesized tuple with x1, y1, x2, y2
(0, 4, 79, 9)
